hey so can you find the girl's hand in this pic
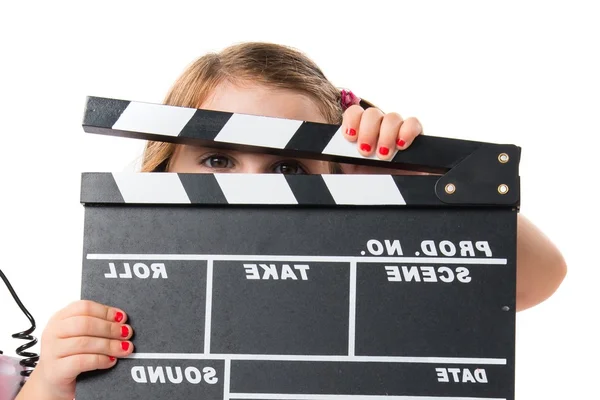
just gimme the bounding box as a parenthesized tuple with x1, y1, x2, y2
(341, 105, 423, 160)
(339, 105, 425, 174)
(21, 300, 134, 400)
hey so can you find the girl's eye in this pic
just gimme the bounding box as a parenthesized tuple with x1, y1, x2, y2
(202, 155, 233, 169)
(272, 161, 307, 175)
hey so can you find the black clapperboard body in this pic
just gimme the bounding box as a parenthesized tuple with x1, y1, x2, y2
(76, 97, 520, 400)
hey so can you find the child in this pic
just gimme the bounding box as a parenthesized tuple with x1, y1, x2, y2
(15, 42, 567, 400)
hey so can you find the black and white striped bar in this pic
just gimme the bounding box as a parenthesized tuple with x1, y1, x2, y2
(80, 172, 446, 206)
(82, 96, 511, 172)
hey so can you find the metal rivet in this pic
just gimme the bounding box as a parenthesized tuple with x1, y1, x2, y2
(498, 184, 509, 195)
(445, 183, 456, 194)
(502, 306, 510, 311)
(498, 153, 509, 163)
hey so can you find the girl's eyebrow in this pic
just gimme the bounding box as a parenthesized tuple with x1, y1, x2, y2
(185, 145, 218, 153)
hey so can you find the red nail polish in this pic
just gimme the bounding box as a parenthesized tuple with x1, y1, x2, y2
(115, 312, 124, 323)
(379, 146, 389, 156)
(346, 128, 356, 136)
(121, 342, 130, 351)
(109, 356, 116, 362)
(397, 139, 406, 147)
(360, 143, 372, 152)
(121, 326, 129, 337)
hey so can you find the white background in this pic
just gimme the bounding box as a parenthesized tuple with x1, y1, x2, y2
(1, 1, 598, 398)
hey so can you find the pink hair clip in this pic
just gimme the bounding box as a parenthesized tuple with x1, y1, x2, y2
(340, 89, 361, 111)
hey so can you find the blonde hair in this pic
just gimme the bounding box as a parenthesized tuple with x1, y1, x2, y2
(141, 42, 345, 172)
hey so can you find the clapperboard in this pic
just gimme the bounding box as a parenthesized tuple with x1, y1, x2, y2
(76, 96, 520, 400)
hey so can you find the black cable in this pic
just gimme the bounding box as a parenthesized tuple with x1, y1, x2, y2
(0, 268, 39, 381)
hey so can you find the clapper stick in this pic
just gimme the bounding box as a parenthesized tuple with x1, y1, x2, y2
(82, 96, 521, 206)
(77, 96, 520, 400)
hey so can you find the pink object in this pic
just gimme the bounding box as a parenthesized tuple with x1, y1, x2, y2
(0, 354, 25, 399)
(340, 89, 361, 111)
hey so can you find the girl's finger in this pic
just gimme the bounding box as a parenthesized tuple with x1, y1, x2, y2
(397, 117, 423, 150)
(55, 336, 134, 358)
(376, 112, 403, 160)
(357, 107, 385, 156)
(54, 300, 127, 324)
(55, 354, 119, 380)
(56, 316, 133, 340)
(341, 104, 364, 142)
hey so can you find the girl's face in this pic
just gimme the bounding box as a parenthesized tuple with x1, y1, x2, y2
(167, 81, 429, 176)
(168, 82, 331, 174)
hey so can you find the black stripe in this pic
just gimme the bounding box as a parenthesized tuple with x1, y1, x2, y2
(178, 173, 228, 204)
(80, 173, 124, 204)
(284, 122, 338, 153)
(179, 109, 233, 140)
(83, 97, 130, 128)
(391, 175, 443, 205)
(284, 175, 336, 205)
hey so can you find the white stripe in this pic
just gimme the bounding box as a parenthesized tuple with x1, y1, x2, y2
(112, 173, 190, 204)
(322, 129, 398, 161)
(112, 101, 196, 136)
(224, 359, 231, 400)
(348, 262, 357, 356)
(229, 395, 504, 400)
(87, 254, 508, 265)
(214, 113, 303, 148)
(215, 174, 298, 204)
(127, 353, 506, 365)
(322, 175, 405, 205)
(204, 260, 213, 354)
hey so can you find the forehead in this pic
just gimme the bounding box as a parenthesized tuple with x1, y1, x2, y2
(203, 81, 327, 123)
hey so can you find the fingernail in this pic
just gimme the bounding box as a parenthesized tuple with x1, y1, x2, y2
(109, 356, 116, 362)
(346, 128, 356, 136)
(121, 326, 129, 337)
(397, 139, 406, 147)
(115, 312, 124, 323)
(121, 342, 130, 351)
(379, 146, 389, 156)
(360, 143, 372, 152)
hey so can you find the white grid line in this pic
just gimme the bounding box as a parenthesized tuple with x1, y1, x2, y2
(348, 262, 357, 356)
(87, 254, 507, 265)
(204, 260, 213, 354)
(127, 353, 506, 365)
(224, 359, 231, 400)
